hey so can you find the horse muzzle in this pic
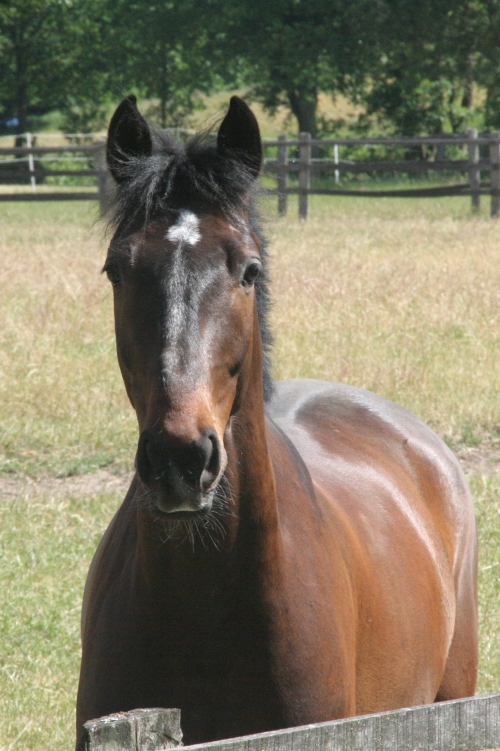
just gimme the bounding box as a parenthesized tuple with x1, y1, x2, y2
(136, 426, 224, 514)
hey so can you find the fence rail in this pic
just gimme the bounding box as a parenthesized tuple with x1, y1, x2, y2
(265, 130, 500, 218)
(81, 693, 500, 751)
(0, 139, 112, 205)
(1, 130, 500, 218)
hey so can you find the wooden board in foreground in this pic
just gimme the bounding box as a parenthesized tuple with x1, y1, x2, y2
(185, 694, 500, 751)
(80, 694, 500, 751)
(80, 707, 182, 751)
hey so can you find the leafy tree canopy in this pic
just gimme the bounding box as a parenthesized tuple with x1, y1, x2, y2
(359, 0, 499, 134)
(98, 0, 220, 129)
(209, 0, 384, 136)
(1, 0, 500, 138)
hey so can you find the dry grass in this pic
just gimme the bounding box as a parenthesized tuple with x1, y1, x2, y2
(269, 196, 500, 447)
(185, 89, 362, 137)
(0, 202, 136, 476)
(0, 197, 499, 750)
(1, 196, 499, 475)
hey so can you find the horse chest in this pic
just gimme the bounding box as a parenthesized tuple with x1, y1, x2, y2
(128, 574, 286, 741)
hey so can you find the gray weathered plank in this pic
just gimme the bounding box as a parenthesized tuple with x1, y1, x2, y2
(284, 184, 474, 198)
(183, 694, 500, 751)
(0, 144, 101, 156)
(80, 707, 183, 751)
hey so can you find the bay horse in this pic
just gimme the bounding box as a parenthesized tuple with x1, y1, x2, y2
(76, 95, 478, 748)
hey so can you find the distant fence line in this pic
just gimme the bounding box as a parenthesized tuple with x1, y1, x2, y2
(264, 129, 500, 218)
(0, 139, 107, 205)
(1, 128, 500, 218)
(81, 693, 500, 751)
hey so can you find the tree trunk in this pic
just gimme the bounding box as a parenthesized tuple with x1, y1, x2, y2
(461, 54, 474, 109)
(159, 37, 168, 128)
(288, 89, 318, 137)
(485, 78, 500, 129)
(14, 37, 28, 154)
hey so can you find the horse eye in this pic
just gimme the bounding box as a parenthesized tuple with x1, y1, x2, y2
(103, 263, 121, 287)
(242, 261, 261, 286)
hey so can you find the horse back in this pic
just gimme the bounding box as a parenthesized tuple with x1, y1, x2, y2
(268, 379, 474, 563)
(267, 379, 477, 712)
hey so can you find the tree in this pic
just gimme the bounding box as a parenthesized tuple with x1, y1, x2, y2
(473, 0, 500, 128)
(101, 0, 219, 129)
(0, 1, 70, 137)
(359, 0, 490, 135)
(0, 0, 114, 137)
(209, 0, 384, 137)
(56, 0, 115, 135)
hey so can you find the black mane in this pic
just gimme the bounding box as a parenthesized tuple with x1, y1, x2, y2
(107, 128, 274, 402)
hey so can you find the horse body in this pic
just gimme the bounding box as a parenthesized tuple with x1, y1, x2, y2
(76, 96, 477, 747)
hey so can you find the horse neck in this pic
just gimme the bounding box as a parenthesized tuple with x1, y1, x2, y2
(221, 303, 283, 559)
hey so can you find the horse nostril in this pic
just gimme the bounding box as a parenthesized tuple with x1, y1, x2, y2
(136, 428, 221, 494)
(200, 429, 221, 492)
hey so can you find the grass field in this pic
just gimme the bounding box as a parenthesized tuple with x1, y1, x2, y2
(0, 196, 499, 750)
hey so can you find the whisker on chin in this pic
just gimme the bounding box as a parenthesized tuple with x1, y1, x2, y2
(133, 474, 236, 550)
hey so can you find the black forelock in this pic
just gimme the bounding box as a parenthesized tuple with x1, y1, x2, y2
(106, 127, 274, 402)
(108, 129, 259, 236)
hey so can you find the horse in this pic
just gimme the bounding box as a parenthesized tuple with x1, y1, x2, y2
(76, 94, 478, 748)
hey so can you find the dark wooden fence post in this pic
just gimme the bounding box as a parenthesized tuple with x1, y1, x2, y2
(80, 708, 182, 751)
(277, 135, 289, 217)
(489, 131, 500, 217)
(299, 132, 311, 220)
(467, 128, 480, 212)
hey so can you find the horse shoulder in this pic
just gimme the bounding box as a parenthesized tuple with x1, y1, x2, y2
(80, 476, 139, 638)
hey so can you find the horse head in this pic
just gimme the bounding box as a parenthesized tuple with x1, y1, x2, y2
(104, 95, 268, 517)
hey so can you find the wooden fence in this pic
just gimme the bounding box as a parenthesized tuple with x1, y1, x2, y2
(81, 693, 500, 751)
(0, 140, 109, 205)
(263, 129, 500, 219)
(1, 130, 500, 218)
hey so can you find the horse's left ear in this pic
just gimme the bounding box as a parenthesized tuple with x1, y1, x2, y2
(217, 97, 262, 178)
(107, 95, 153, 183)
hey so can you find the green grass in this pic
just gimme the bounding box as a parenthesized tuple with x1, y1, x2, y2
(0, 197, 499, 749)
(0, 485, 121, 750)
(473, 474, 500, 694)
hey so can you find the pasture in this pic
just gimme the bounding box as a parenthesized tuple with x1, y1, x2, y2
(0, 197, 499, 750)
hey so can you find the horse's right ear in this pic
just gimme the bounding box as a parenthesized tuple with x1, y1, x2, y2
(107, 95, 152, 183)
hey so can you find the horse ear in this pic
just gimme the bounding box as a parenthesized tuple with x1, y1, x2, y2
(107, 95, 153, 183)
(217, 96, 262, 178)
